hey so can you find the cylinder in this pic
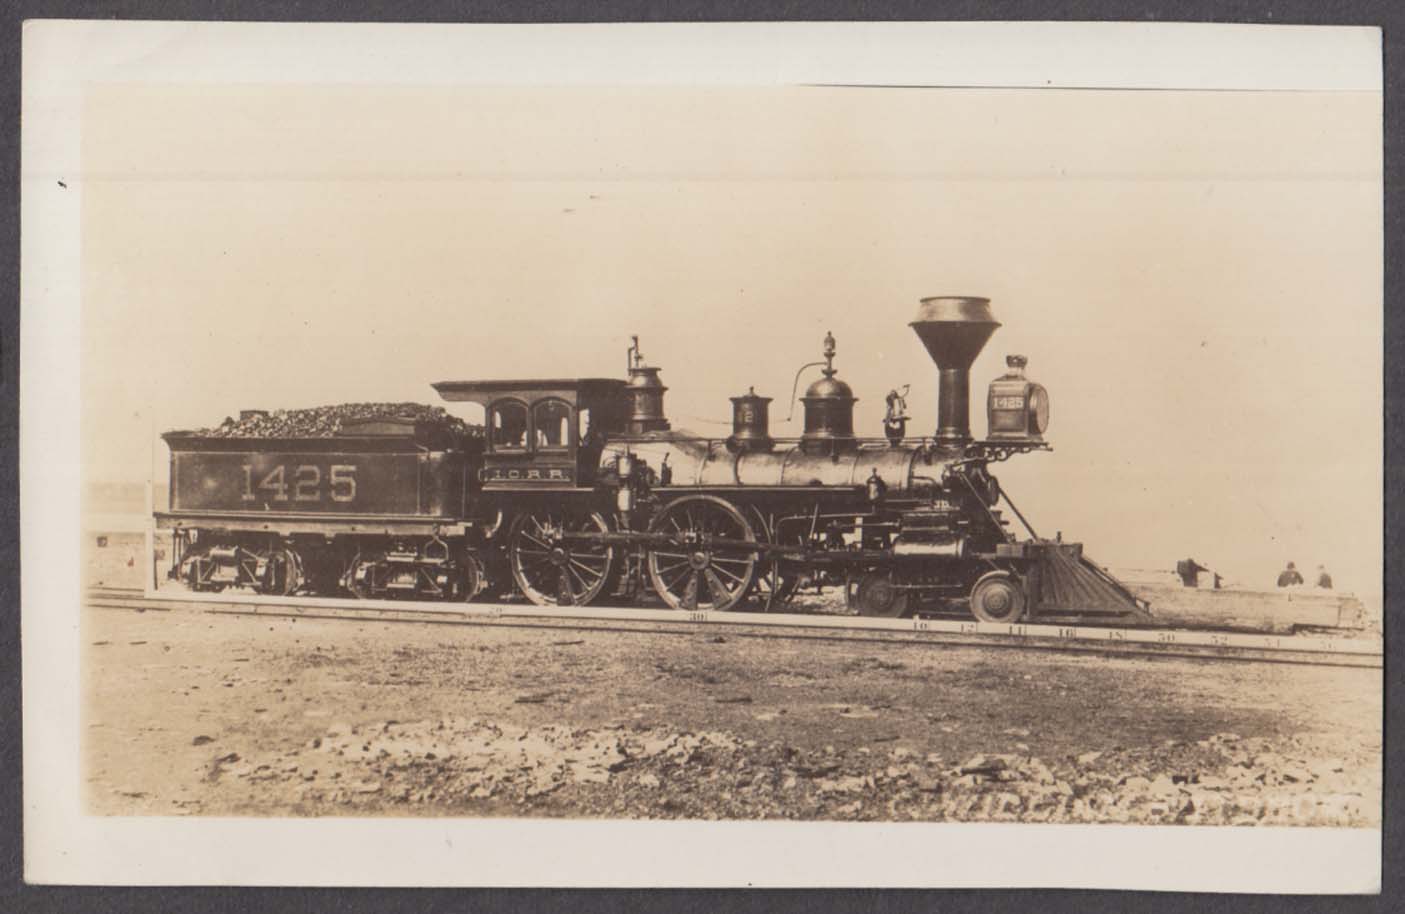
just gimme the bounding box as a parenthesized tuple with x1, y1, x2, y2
(892, 538, 967, 558)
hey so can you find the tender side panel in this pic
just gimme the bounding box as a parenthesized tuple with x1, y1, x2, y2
(171, 449, 454, 517)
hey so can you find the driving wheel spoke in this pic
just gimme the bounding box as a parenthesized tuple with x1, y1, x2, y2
(569, 557, 603, 579)
(703, 568, 732, 604)
(681, 571, 700, 610)
(709, 562, 745, 587)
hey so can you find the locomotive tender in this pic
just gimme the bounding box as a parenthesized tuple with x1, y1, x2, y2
(157, 296, 1146, 623)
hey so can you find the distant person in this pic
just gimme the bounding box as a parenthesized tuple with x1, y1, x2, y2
(1276, 561, 1304, 588)
(883, 385, 910, 446)
(1316, 565, 1333, 590)
(1175, 558, 1223, 590)
(1176, 558, 1207, 588)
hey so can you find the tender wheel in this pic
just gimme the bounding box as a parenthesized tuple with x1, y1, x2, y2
(968, 571, 1027, 623)
(182, 554, 225, 593)
(471, 552, 511, 602)
(647, 495, 758, 611)
(179, 555, 206, 590)
(509, 511, 615, 606)
(345, 556, 376, 599)
(257, 548, 303, 596)
(459, 553, 487, 602)
(852, 570, 910, 618)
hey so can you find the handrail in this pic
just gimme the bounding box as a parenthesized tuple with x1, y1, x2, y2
(783, 361, 828, 422)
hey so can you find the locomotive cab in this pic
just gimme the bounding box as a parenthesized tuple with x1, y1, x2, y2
(431, 378, 627, 490)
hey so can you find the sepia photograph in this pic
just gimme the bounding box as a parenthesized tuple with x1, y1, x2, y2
(22, 19, 1383, 890)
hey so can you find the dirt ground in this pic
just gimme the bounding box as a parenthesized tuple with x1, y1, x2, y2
(83, 600, 1381, 826)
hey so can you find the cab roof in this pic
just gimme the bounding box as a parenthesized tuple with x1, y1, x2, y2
(432, 378, 626, 407)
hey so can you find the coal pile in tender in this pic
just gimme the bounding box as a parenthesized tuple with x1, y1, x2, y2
(190, 403, 483, 439)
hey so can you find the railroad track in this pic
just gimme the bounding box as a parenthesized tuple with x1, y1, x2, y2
(84, 586, 1383, 669)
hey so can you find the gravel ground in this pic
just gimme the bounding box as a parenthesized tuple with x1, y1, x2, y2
(83, 604, 1381, 826)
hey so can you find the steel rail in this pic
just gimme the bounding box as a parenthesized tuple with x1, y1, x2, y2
(84, 587, 1382, 669)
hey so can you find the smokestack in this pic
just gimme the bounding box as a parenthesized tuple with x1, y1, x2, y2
(909, 296, 1001, 447)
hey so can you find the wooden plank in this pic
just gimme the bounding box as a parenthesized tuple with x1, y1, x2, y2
(1130, 583, 1365, 633)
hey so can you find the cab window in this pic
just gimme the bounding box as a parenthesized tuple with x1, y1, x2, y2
(578, 406, 595, 445)
(488, 399, 528, 451)
(533, 399, 573, 451)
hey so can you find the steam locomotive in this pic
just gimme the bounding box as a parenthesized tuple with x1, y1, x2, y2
(157, 296, 1146, 623)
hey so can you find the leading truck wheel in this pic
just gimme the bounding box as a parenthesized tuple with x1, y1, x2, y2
(852, 571, 911, 618)
(647, 495, 758, 612)
(968, 571, 1027, 623)
(509, 511, 616, 607)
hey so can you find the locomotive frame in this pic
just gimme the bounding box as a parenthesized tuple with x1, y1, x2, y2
(156, 296, 1148, 625)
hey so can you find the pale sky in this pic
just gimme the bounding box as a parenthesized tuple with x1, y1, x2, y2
(80, 83, 1381, 596)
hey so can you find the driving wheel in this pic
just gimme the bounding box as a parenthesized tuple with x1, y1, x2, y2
(647, 495, 759, 611)
(508, 511, 616, 606)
